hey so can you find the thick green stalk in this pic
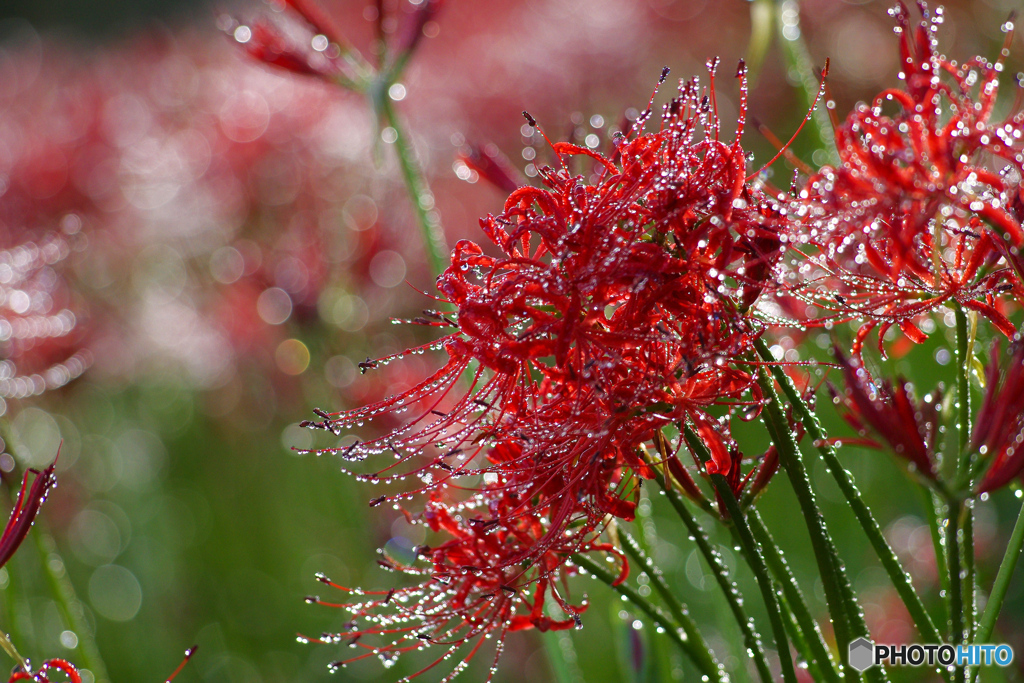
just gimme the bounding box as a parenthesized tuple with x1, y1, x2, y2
(954, 306, 973, 480)
(645, 464, 775, 683)
(921, 488, 951, 629)
(571, 554, 696, 666)
(944, 305, 974, 683)
(753, 363, 864, 676)
(711, 475, 798, 683)
(618, 531, 722, 682)
(976, 499, 1024, 644)
(754, 336, 943, 646)
(963, 505, 976, 643)
(378, 94, 447, 275)
(947, 502, 966, 683)
(749, 509, 840, 683)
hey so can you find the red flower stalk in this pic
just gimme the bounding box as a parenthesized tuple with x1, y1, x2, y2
(831, 349, 940, 482)
(788, 2, 1024, 356)
(973, 338, 1024, 493)
(306, 494, 612, 681)
(8, 660, 80, 683)
(0, 457, 58, 569)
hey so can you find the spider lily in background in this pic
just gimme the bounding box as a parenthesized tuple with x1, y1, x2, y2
(782, 2, 1023, 358)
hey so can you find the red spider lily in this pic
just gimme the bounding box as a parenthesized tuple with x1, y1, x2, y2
(787, 2, 1024, 356)
(306, 62, 777, 529)
(7, 660, 80, 683)
(973, 338, 1024, 493)
(830, 349, 941, 482)
(303, 64, 783, 676)
(0, 457, 58, 569)
(305, 494, 613, 682)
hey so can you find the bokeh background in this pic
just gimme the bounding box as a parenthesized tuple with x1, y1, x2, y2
(0, 0, 1021, 681)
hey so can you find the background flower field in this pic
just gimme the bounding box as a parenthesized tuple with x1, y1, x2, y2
(0, 0, 1022, 681)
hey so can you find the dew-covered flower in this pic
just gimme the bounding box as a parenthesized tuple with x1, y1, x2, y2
(785, 2, 1024, 356)
(304, 62, 786, 677)
(307, 493, 611, 681)
(830, 348, 941, 482)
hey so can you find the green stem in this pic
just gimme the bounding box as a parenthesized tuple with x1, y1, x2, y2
(921, 488, 951, 628)
(571, 554, 696, 667)
(618, 531, 722, 682)
(963, 503, 976, 643)
(711, 475, 798, 683)
(378, 94, 447, 276)
(753, 362, 864, 676)
(541, 596, 585, 683)
(954, 306, 973, 481)
(947, 501, 966, 683)
(645, 462, 775, 683)
(31, 529, 110, 683)
(749, 509, 841, 683)
(952, 304, 974, 683)
(754, 336, 944, 646)
(976, 499, 1024, 644)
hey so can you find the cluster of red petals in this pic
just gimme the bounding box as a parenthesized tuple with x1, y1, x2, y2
(831, 350, 940, 482)
(833, 336, 1024, 494)
(973, 338, 1024, 492)
(309, 493, 611, 679)
(304, 64, 785, 678)
(787, 2, 1024, 357)
(8, 660, 80, 683)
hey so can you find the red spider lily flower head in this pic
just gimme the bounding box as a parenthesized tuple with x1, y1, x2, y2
(305, 62, 779, 539)
(306, 493, 610, 681)
(0, 452, 59, 569)
(830, 348, 940, 482)
(788, 2, 1024, 357)
(973, 337, 1024, 493)
(303, 64, 784, 678)
(0, 237, 90, 400)
(8, 659, 80, 683)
